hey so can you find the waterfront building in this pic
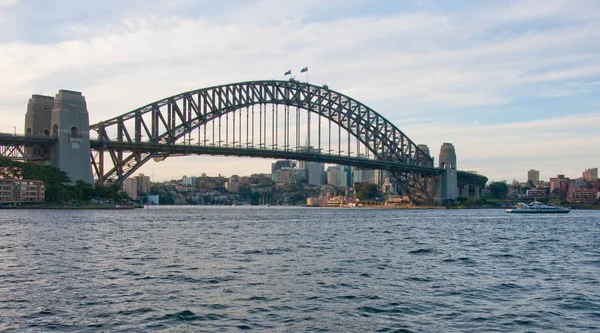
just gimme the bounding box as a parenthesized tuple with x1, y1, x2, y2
(0, 179, 45, 203)
(527, 169, 540, 185)
(526, 188, 547, 199)
(146, 194, 159, 205)
(123, 178, 138, 200)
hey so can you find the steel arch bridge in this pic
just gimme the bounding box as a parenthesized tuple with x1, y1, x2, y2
(89, 79, 439, 204)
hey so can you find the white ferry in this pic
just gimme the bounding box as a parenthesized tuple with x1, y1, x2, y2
(506, 201, 570, 214)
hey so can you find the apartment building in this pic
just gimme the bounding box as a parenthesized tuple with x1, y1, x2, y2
(0, 179, 45, 203)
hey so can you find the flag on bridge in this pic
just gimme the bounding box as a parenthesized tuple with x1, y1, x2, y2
(284, 69, 292, 76)
(300, 67, 308, 73)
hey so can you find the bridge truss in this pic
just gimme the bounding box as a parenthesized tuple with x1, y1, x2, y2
(90, 80, 438, 204)
(0, 134, 55, 161)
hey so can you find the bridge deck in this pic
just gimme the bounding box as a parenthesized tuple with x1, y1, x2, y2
(0, 133, 57, 145)
(90, 140, 441, 174)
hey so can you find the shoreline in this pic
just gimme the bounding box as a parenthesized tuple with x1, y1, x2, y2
(0, 204, 139, 210)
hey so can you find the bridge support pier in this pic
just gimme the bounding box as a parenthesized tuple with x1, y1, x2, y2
(434, 167, 458, 203)
(434, 143, 458, 203)
(461, 185, 469, 198)
(48, 90, 93, 184)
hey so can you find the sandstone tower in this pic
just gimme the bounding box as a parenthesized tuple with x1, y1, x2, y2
(435, 142, 458, 202)
(439, 142, 457, 170)
(24, 95, 54, 136)
(48, 90, 93, 184)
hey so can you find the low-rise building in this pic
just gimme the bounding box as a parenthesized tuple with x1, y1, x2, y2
(567, 188, 598, 204)
(526, 188, 548, 199)
(0, 179, 45, 203)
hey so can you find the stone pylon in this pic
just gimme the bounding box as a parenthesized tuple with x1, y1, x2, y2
(434, 143, 458, 203)
(25, 95, 54, 136)
(49, 90, 93, 184)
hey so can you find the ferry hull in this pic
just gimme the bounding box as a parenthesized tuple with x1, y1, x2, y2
(506, 209, 570, 214)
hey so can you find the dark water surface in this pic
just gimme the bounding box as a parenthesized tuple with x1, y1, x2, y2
(1, 207, 599, 332)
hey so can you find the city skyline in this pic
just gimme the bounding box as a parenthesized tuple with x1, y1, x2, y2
(0, 0, 598, 182)
(146, 160, 597, 186)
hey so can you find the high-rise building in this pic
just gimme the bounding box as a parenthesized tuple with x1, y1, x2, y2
(225, 177, 240, 193)
(527, 169, 540, 185)
(181, 175, 197, 186)
(353, 168, 376, 185)
(134, 173, 151, 193)
(272, 160, 294, 181)
(307, 162, 325, 186)
(583, 168, 598, 181)
(272, 160, 294, 173)
(341, 165, 353, 187)
(549, 175, 569, 193)
(123, 178, 138, 200)
(326, 166, 348, 187)
(293, 147, 324, 186)
(374, 170, 388, 187)
(273, 168, 294, 184)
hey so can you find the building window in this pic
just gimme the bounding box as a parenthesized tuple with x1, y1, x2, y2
(52, 124, 58, 136)
(71, 126, 80, 138)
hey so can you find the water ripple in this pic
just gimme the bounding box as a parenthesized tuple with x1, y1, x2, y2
(0, 207, 599, 331)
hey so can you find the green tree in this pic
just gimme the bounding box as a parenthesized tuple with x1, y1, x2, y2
(488, 181, 509, 199)
(72, 180, 94, 202)
(355, 182, 379, 201)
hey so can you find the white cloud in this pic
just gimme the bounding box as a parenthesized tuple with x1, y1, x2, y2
(404, 112, 600, 181)
(0, 0, 17, 8)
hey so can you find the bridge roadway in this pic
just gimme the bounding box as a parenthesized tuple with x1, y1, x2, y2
(1, 133, 487, 185)
(0, 133, 57, 146)
(0, 132, 440, 174)
(89, 140, 442, 175)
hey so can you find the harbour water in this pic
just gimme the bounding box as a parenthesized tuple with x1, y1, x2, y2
(1, 207, 599, 332)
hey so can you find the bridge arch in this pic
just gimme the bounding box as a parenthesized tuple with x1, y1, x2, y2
(90, 80, 437, 203)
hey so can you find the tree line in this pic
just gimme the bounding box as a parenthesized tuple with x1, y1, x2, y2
(0, 157, 130, 204)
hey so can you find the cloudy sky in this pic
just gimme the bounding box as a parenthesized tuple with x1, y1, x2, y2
(0, 0, 598, 182)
